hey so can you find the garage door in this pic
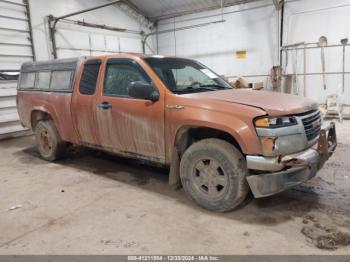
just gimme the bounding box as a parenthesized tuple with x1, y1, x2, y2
(0, 0, 34, 139)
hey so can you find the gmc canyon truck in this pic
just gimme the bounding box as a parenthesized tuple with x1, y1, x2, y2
(17, 54, 337, 212)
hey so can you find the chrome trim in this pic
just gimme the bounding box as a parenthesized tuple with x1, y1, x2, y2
(256, 124, 303, 137)
(297, 110, 322, 144)
(246, 122, 336, 198)
(247, 147, 320, 172)
(246, 155, 283, 171)
(166, 104, 185, 110)
(299, 109, 320, 119)
(247, 148, 320, 198)
(281, 147, 319, 164)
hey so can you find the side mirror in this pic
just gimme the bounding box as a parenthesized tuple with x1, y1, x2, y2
(128, 81, 159, 102)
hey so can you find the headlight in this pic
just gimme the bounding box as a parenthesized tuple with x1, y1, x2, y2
(255, 116, 297, 128)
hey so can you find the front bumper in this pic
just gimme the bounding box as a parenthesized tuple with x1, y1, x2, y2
(246, 122, 337, 198)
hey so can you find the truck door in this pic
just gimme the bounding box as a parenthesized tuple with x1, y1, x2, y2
(94, 58, 165, 163)
(71, 59, 102, 145)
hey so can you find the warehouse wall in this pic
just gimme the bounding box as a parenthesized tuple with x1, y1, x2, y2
(29, 0, 154, 60)
(158, 0, 278, 84)
(283, 0, 350, 104)
(0, 0, 33, 139)
(157, 0, 279, 80)
(156, 0, 350, 104)
(0, 0, 34, 71)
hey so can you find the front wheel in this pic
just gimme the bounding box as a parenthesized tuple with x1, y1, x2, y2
(180, 138, 249, 212)
(35, 120, 67, 161)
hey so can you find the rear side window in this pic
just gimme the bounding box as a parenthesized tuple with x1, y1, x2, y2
(51, 71, 73, 91)
(79, 60, 101, 95)
(19, 72, 35, 89)
(36, 71, 51, 90)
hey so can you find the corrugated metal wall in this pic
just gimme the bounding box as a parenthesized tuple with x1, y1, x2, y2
(0, 0, 34, 139)
(28, 0, 149, 60)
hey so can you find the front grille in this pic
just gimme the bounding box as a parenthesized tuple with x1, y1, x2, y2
(301, 110, 322, 141)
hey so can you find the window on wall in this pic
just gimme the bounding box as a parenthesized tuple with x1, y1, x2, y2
(19, 72, 35, 89)
(51, 71, 73, 91)
(104, 63, 146, 97)
(36, 71, 51, 90)
(79, 60, 101, 95)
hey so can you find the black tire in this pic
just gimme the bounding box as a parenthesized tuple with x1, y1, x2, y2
(180, 138, 249, 212)
(35, 120, 66, 161)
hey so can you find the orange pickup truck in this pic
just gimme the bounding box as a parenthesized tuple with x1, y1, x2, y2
(17, 53, 337, 212)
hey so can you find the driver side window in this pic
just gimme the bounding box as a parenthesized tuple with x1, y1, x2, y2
(104, 63, 146, 97)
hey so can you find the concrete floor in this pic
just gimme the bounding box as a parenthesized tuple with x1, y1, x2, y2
(0, 121, 350, 255)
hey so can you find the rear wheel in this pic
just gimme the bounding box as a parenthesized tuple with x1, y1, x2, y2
(180, 138, 249, 212)
(35, 120, 66, 161)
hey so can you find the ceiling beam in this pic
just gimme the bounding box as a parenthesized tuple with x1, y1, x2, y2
(114, 0, 154, 29)
(147, 0, 264, 21)
(121, 0, 150, 19)
(53, 0, 121, 21)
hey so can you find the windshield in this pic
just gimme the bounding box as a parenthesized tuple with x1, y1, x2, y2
(144, 57, 231, 94)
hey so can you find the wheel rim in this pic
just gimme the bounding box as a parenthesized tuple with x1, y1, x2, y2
(38, 127, 53, 156)
(192, 157, 228, 198)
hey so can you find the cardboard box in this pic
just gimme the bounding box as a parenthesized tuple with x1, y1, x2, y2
(253, 82, 264, 90)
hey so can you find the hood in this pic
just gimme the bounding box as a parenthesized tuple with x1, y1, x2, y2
(183, 89, 318, 116)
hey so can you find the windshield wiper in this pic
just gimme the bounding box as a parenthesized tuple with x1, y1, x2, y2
(175, 86, 217, 93)
(174, 84, 230, 94)
(199, 84, 229, 89)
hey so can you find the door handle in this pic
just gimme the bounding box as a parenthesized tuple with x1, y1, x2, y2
(97, 102, 112, 110)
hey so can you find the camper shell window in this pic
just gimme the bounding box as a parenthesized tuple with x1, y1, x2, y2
(19, 72, 36, 89)
(51, 71, 73, 91)
(35, 71, 51, 90)
(19, 58, 78, 92)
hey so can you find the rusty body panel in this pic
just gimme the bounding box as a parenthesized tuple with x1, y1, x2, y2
(184, 89, 319, 116)
(17, 53, 319, 166)
(95, 56, 165, 162)
(71, 57, 98, 146)
(70, 55, 166, 163)
(17, 91, 79, 144)
(164, 93, 266, 158)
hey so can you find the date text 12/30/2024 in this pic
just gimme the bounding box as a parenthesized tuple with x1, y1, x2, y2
(128, 256, 220, 261)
